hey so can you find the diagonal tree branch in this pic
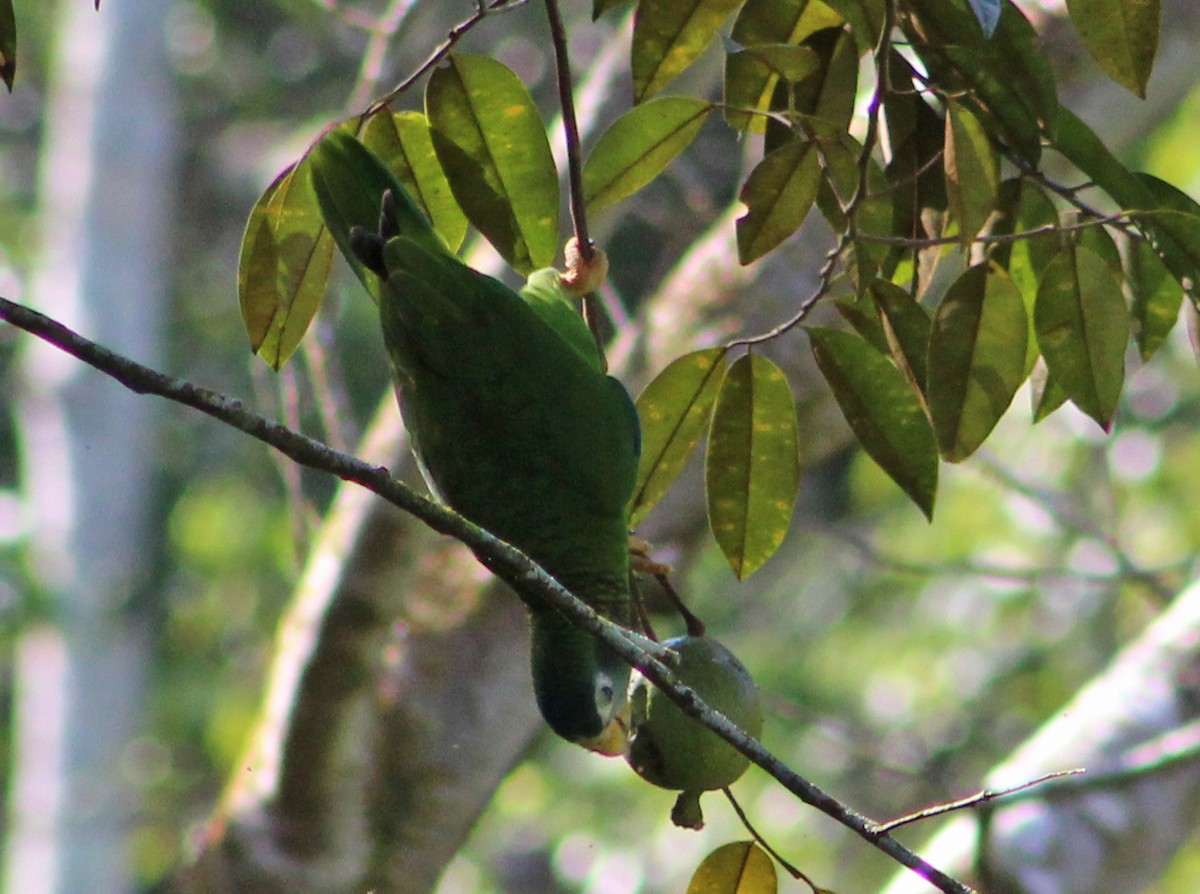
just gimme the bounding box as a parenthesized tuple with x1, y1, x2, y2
(0, 294, 974, 894)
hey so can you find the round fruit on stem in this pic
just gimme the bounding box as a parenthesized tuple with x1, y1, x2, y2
(625, 636, 763, 828)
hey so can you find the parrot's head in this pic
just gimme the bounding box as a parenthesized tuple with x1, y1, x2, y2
(532, 631, 631, 756)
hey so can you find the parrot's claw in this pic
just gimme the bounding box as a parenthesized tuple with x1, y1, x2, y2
(350, 189, 403, 279)
(349, 226, 387, 278)
(379, 188, 400, 239)
(630, 536, 673, 577)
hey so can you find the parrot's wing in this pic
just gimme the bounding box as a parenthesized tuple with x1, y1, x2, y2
(379, 238, 639, 531)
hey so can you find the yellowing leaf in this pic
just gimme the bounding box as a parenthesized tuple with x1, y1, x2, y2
(1030, 356, 1069, 422)
(583, 97, 711, 213)
(706, 354, 800, 579)
(724, 0, 842, 131)
(362, 110, 467, 251)
(237, 157, 335, 370)
(736, 139, 821, 264)
(869, 279, 932, 393)
(723, 46, 820, 131)
(927, 265, 1028, 461)
(1127, 234, 1182, 361)
(1065, 0, 1159, 97)
(632, 0, 744, 103)
(1034, 246, 1129, 429)
(809, 327, 938, 518)
(687, 841, 777, 894)
(944, 99, 999, 248)
(426, 54, 559, 274)
(631, 348, 727, 527)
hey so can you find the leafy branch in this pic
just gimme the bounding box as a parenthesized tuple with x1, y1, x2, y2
(0, 293, 974, 894)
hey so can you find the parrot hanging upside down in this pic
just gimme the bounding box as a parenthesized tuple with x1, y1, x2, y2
(343, 182, 641, 755)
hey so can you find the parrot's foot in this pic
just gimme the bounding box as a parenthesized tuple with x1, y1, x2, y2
(630, 536, 673, 577)
(348, 189, 402, 279)
(630, 537, 706, 637)
(561, 237, 609, 296)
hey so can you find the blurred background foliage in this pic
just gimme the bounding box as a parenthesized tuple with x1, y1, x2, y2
(1, 1, 1200, 893)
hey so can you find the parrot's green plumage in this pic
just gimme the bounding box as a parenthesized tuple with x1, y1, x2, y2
(312, 132, 640, 752)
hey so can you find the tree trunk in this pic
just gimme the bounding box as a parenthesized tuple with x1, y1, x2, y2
(6, 3, 176, 894)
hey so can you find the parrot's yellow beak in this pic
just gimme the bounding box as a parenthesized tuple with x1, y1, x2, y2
(583, 700, 631, 756)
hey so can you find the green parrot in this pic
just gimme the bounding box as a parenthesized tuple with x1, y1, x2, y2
(311, 133, 641, 753)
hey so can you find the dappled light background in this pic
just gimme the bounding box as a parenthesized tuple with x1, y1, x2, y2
(1, 1, 1200, 893)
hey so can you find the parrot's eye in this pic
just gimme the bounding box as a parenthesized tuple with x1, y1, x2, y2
(596, 676, 617, 713)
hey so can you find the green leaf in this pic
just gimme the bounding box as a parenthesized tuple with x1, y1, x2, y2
(1053, 110, 1200, 298)
(989, 178, 1058, 304)
(1034, 246, 1129, 429)
(731, 0, 842, 46)
(870, 279, 932, 392)
(725, 0, 842, 132)
(237, 156, 335, 370)
(632, 0, 744, 103)
(927, 264, 1028, 461)
(631, 348, 727, 527)
(724, 46, 821, 131)
(788, 27, 859, 138)
(583, 97, 711, 213)
(835, 292, 890, 355)
(1065, 0, 1159, 97)
(1073, 218, 1122, 275)
(808, 327, 938, 518)
(725, 5, 836, 130)
(882, 51, 948, 237)
(822, 0, 886, 53)
(593, 0, 632, 18)
(706, 354, 800, 580)
(0, 0, 14, 91)
(1127, 234, 1182, 361)
(944, 99, 999, 248)
(687, 841, 777, 894)
(815, 133, 898, 288)
(736, 139, 822, 264)
(1132, 172, 1200, 302)
(904, 0, 1056, 163)
(361, 110, 468, 251)
(1030, 356, 1069, 422)
(426, 54, 559, 274)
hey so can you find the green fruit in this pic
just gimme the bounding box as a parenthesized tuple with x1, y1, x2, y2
(625, 636, 762, 826)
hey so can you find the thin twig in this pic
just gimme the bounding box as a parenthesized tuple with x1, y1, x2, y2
(857, 213, 1133, 249)
(0, 294, 975, 894)
(347, 0, 420, 111)
(544, 0, 590, 259)
(875, 769, 1086, 834)
(543, 0, 609, 362)
(364, 0, 529, 116)
(722, 788, 817, 891)
(729, 1, 897, 349)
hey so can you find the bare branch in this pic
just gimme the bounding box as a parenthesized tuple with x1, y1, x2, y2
(0, 294, 974, 894)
